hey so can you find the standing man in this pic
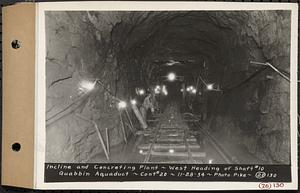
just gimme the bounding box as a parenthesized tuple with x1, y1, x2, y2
(140, 92, 155, 121)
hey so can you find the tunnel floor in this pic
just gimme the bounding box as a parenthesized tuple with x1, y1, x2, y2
(89, 101, 266, 164)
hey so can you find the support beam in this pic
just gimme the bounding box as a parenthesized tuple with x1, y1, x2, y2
(125, 109, 136, 135)
(119, 111, 127, 144)
(75, 113, 109, 160)
(105, 127, 110, 155)
(131, 104, 148, 129)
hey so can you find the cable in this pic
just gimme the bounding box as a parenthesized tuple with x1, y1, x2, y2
(250, 61, 290, 82)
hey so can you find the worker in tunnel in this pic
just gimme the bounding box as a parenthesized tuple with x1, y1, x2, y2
(140, 92, 155, 121)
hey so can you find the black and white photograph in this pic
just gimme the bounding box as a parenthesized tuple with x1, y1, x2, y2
(35, 1, 299, 187)
(45, 10, 292, 165)
(0, 1, 297, 190)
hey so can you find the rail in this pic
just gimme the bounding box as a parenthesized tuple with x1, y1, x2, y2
(185, 113, 237, 164)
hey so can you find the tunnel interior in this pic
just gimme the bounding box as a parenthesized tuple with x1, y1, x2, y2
(45, 10, 291, 164)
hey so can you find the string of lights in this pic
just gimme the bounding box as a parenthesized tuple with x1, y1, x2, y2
(49, 61, 289, 121)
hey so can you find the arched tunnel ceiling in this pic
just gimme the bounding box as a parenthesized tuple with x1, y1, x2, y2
(112, 11, 227, 61)
(55, 10, 291, 95)
(108, 11, 244, 86)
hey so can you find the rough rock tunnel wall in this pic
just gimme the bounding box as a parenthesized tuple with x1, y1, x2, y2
(45, 12, 131, 162)
(209, 11, 291, 164)
(45, 11, 291, 164)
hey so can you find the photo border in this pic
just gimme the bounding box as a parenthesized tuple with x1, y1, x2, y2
(35, 1, 298, 190)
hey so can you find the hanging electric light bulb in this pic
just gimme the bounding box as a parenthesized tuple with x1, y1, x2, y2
(118, 101, 127, 109)
(162, 85, 168, 95)
(138, 89, 145, 95)
(206, 84, 214, 90)
(130, 99, 137, 105)
(167, 72, 176, 81)
(78, 80, 96, 93)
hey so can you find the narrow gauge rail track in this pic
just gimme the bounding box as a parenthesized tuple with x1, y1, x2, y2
(136, 108, 237, 164)
(185, 113, 238, 164)
(138, 124, 206, 163)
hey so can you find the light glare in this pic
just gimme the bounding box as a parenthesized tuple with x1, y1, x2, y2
(79, 80, 95, 92)
(167, 72, 176, 81)
(162, 85, 168, 95)
(138, 89, 145, 95)
(118, 101, 127, 109)
(130, 99, 137, 105)
(207, 84, 214, 90)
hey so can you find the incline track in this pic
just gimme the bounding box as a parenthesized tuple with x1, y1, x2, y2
(137, 103, 206, 163)
(136, 102, 234, 164)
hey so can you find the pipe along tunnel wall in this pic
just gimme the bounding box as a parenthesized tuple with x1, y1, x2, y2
(45, 11, 291, 164)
